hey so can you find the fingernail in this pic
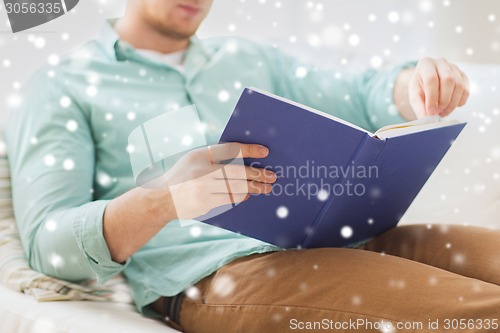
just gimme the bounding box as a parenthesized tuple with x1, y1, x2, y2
(428, 106, 438, 115)
(267, 172, 277, 181)
(259, 146, 269, 156)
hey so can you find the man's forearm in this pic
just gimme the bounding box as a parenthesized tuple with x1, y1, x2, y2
(394, 68, 417, 121)
(103, 186, 177, 263)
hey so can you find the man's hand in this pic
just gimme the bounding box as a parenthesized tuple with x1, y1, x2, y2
(104, 142, 275, 263)
(164, 142, 277, 220)
(395, 58, 470, 120)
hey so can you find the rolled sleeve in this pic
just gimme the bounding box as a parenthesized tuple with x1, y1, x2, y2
(74, 200, 130, 282)
(364, 61, 417, 131)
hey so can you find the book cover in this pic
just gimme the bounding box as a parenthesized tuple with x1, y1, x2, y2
(199, 88, 466, 248)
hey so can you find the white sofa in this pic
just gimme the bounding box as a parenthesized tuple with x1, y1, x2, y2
(0, 283, 173, 333)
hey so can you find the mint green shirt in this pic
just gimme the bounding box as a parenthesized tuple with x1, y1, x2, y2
(6, 22, 408, 314)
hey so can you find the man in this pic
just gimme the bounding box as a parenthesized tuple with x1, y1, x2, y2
(6, 1, 500, 332)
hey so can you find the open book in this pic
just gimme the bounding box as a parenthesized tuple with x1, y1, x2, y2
(199, 88, 466, 248)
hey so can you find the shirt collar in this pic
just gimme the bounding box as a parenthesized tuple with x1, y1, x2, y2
(97, 19, 215, 75)
(98, 19, 121, 60)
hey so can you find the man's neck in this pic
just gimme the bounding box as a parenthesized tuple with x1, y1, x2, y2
(114, 17, 189, 54)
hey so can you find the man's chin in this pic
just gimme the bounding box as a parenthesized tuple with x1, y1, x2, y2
(158, 27, 197, 41)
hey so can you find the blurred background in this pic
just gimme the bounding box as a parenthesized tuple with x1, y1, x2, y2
(1, 0, 499, 228)
(1, 0, 500, 124)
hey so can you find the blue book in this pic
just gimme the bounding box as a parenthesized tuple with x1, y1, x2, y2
(199, 88, 466, 248)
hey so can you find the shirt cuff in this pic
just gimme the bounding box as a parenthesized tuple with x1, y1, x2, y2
(73, 200, 130, 283)
(367, 61, 418, 131)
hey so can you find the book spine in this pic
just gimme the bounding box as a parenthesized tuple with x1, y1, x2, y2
(299, 133, 367, 247)
(301, 135, 386, 248)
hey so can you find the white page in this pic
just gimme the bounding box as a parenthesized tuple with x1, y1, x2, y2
(375, 116, 461, 139)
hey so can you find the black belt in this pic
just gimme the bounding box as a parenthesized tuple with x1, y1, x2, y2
(163, 292, 185, 327)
